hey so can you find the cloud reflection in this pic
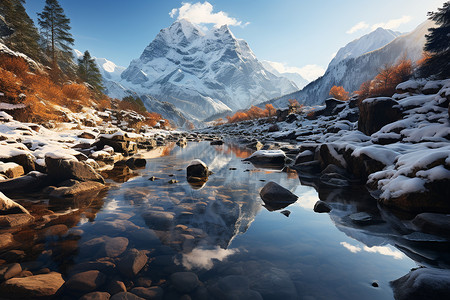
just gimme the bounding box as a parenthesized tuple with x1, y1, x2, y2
(340, 241, 362, 253)
(181, 246, 239, 270)
(363, 245, 404, 260)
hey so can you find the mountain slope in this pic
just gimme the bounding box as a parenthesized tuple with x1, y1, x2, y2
(120, 19, 298, 121)
(267, 21, 433, 108)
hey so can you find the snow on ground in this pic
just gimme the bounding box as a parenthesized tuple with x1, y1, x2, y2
(197, 79, 450, 207)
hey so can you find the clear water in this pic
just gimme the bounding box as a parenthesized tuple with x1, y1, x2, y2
(3, 141, 438, 299)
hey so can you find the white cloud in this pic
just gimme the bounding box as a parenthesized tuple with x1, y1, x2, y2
(340, 242, 361, 253)
(169, 2, 247, 28)
(297, 64, 326, 82)
(371, 15, 412, 31)
(346, 21, 369, 34)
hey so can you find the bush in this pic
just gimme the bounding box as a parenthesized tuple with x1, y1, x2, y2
(226, 104, 277, 123)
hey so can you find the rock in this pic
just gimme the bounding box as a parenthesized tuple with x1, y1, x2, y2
(412, 213, 450, 238)
(391, 267, 450, 300)
(0, 272, 64, 298)
(130, 286, 164, 300)
(170, 272, 200, 293)
(0, 154, 36, 173)
(0, 233, 14, 248)
(243, 150, 286, 165)
(349, 212, 381, 225)
(126, 157, 146, 169)
(110, 292, 145, 300)
(292, 160, 321, 176)
(276, 108, 289, 122)
(0, 172, 48, 194)
(42, 224, 68, 237)
(78, 132, 96, 139)
(104, 237, 129, 257)
(118, 249, 147, 278)
(268, 124, 280, 132)
(67, 261, 115, 277)
(65, 270, 106, 292)
(168, 179, 178, 184)
(0, 263, 22, 281)
(106, 280, 127, 295)
(0, 213, 34, 228)
(48, 180, 105, 198)
(176, 138, 187, 147)
(358, 97, 402, 135)
(95, 136, 138, 156)
(318, 143, 346, 170)
(210, 140, 224, 145)
(45, 156, 105, 184)
(246, 141, 263, 151)
(294, 150, 315, 165)
(259, 181, 298, 211)
(79, 291, 111, 300)
(319, 173, 351, 187)
(0, 192, 29, 214)
(280, 210, 290, 217)
(187, 159, 209, 180)
(313, 201, 331, 213)
(0, 162, 24, 179)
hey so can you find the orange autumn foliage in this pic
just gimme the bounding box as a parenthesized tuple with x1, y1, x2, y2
(329, 85, 350, 101)
(226, 104, 276, 123)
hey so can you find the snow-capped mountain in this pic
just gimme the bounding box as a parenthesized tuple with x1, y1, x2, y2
(329, 27, 401, 67)
(261, 60, 308, 89)
(120, 19, 298, 121)
(267, 20, 433, 108)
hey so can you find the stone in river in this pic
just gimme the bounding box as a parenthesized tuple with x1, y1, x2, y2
(65, 270, 106, 292)
(118, 249, 148, 278)
(412, 213, 450, 238)
(170, 272, 200, 293)
(79, 291, 111, 300)
(0, 263, 22, 281)
(110, 292, 145, 300)
(130, 286, 164, 300)
(106, 280, 127, 295)
(313, 201, 332, 213)
(104, 237, 129, 258)
(259, 181, 298, 211)
(0, 272, 65, 298)
(186, 159, 209, 179)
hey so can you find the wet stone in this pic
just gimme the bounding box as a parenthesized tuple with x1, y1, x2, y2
(118, 249, 148, 278)
(65, 270, 106, 292)
(106, 280, 127, 295)
(313, 201, 332, 213)
(0, 263, 22, 281)
(110, 291, 146, 300)
(42, 224, 68, 237)
(0, 272, 65, 298)
(170, 272, 200, 294)
(79, 291, 111, 300)
(130, 286, 164, 300)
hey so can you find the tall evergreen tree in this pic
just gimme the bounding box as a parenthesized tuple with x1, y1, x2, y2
(78, 50, 104, 92)
(37, 0, 74, 70)
(419, 1, 450, 78)
(0, 0, 41, 61)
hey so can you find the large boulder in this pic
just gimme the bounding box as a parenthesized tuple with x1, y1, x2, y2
(391, 267, 450, 300)
(0, 171, 48, 193)
(65, 270, 106, 292)
(0, 192, 29, 214)
(187, 159, 210, 180)
(260, 181, 298, 211)
(412, 213, 450, 238)
(0, 162, 24, 179)
(45, 156, 104, 184)
(0, 153, 36, 173)
(48, 180, 105, 198)
(170, 272, 200, 294)
(117, 249, 147, 278)
(0, 272, 65, 298)
(358, 97, 402, 135)
(243, 150, 286, 165)
(94, 134, 138, 156)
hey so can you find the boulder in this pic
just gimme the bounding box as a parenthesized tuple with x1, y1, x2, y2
(110, 292, 145, 300)
(210, 140, 224, 145)
(94, 136, 138, 156)
(65, 270, 106, 292)
(0, 162, 24, 179)
(126, 157, 146, 169)
(106, 280, 127, 295)
(321, 98, 347, 116)
(187, 159, 210, 180)
(358, 97, 402, 135)
(313, 201, 331, 213)
(0, 172, 48, 193)
(260, 181, 298, 211)
(0, 192, 29, 214)
(243, 150, 286, 165)
(117, 249, 147, 278)
(79, 292, 111, 300)
(142, 211, 174, 231)
(0, 263, 22, 281)
(176, 137, 187, 147)
(0, 213, 34, 228)
(0, 154, 36, 173)
(45, 156, 105, 184)
(0, 233, 15, 249)
(0, 272, 64, 298)
(391, 267, 450, 300)
(170, 272, 200, 294)
(294, 150, 314, 165)
(48, 180, 105, 198)
(130, 286, 163, 300)
(412, 213, 450, 238)
(78, 132, 96, 139)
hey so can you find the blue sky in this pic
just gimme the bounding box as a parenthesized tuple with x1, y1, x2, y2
(25, 0, 444, 81)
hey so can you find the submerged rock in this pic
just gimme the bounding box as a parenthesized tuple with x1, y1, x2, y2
(65, 270, 106, 292)
(118, 249, 147, 278)
(0, 272, 65, 298)
(79, 291, 111, 300)
(313, 201, 331, 213)
(187, 159, 210, 180)
(170, 272, 200, 293)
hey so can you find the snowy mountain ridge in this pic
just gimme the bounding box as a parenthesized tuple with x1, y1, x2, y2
(118, 19, 298, 121)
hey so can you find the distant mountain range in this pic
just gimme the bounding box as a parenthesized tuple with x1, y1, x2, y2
(265, 20, 434, 108)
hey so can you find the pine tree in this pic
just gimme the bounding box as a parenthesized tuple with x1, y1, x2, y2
(419, 2, 450, 79)
(77, 50, 104, 92)
(37, 0, 74, 70)
(0, 0, 41, 61)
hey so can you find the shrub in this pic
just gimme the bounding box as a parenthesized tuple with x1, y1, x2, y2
(329, 86, 349, 101)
